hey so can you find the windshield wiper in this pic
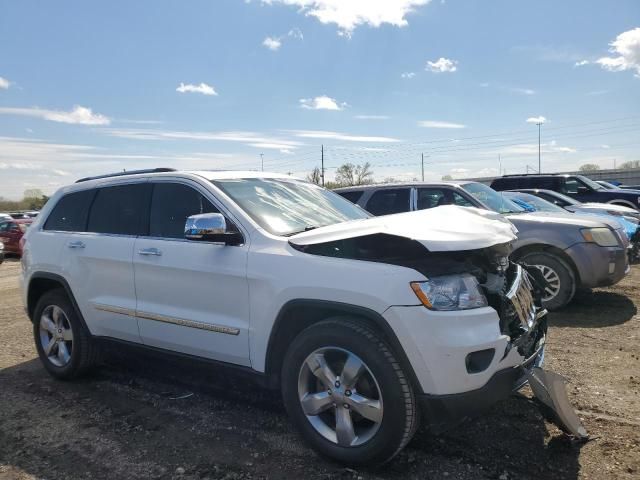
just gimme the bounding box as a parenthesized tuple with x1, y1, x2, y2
(283, 225, 319, 236)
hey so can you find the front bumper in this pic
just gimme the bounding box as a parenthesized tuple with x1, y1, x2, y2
(566, 243, 628, 288)
(418, 340, 544, 431)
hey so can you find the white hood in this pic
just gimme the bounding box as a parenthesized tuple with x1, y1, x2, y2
(289, 205, 517, 252)
(578, 202, 636, 214)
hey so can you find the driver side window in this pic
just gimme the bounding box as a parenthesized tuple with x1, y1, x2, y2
(563, 178, 579, 194)
(149, 183, 219, 239)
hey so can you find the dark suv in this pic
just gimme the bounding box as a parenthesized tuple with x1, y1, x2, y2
(491, 174, 640, 210)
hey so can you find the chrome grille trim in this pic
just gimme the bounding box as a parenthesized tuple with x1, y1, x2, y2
(506, 265, 537, 330)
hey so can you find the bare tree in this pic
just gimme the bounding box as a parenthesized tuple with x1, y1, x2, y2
(619, 160, 640, 169)
(441, 174, 453, 181)
(579, 163, 600, 172)
(307, 167, 322, 185)
(335, 162, 374, 186)
(24, 188, 44, 199)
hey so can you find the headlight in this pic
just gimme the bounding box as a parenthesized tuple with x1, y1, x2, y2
(410, 274, 488, 311)
(581, 227, 619, 247)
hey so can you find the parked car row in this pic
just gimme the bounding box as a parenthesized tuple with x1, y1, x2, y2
(20, 169, 586, 466)
(0, 217, 33, 257)
(336, 177, 631, 311)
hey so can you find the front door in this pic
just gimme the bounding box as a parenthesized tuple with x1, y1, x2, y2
(133, 181, 251, 366)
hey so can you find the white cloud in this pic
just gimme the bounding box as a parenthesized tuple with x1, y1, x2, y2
(418, 120, 466, 129)
(574, 60, 590, 67)
(425, 57, 457, 73)
(601, 144, 611, 149)
(596, 27, 640, 77)
(104, 128, 303, 150)
(0, 76, 10, 89)
(511, 87, 536, 95)
(0, 105, 111, 125)
(261, 0, 431, 36)
(176, 82, 218, 96)
(262, 36, 282, 50)
(401, 72, 416, 79)
(262, 27, 303, 51)
(289, 129, 399, 142)
(526, 116, 546, 124)
(354, 114, 389, 120)
(299, 95, 346, 110)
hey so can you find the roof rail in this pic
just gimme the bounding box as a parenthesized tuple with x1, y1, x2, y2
(502, 173, 557, 177)
(75, 168, 177, 183)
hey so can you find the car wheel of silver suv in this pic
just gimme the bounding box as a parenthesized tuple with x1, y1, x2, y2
(521, 252, 576, 310)
(33, 289, 99, 379)
(281, 317, 418, 466)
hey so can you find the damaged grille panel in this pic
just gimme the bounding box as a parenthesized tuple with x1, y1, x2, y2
(507, 265, 537, 331)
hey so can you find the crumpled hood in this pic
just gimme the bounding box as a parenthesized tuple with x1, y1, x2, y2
(289, 205, 517, 252)
(506, 211, 616, 229)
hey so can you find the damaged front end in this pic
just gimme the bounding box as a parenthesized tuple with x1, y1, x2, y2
(289, 212, 587, 439)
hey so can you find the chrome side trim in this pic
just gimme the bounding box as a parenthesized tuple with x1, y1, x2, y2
(136, 311, 240, 336)
(91, 303, 240, 336)
(93, 303, 136, 317)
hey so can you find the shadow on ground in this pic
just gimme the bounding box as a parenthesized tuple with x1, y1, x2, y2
(550, 290, 637, 328)
(0, 348, 584, 480)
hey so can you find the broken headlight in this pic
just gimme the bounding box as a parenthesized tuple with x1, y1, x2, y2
(410, 274, 488, 311)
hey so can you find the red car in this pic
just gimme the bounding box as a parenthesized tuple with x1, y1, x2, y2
(0, 218, 33, 256)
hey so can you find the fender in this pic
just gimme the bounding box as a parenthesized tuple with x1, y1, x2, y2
(606, 199, 638, 209)
(265, 299, 424, 394)
(27, 272, 90, 334)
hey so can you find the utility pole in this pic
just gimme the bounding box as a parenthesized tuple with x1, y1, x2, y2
(536, 122, 542, 173)
(321, 144, 325, 187)
(498, 154, 502, 176)
(614, 158, 617, 169)
(260, 153, 264, 172)
(421, 153, 424, 181)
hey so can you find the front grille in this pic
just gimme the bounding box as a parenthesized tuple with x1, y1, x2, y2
(506, 265, 537, 330)
(498, 264, 547, 359)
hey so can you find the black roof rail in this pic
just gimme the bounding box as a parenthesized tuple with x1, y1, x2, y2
(501, 173, 558, 177)
(75, 168, 177, 183)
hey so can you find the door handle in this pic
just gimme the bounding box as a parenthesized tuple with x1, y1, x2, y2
(138, 247, 162, 256)
(67, 241, 85, 249)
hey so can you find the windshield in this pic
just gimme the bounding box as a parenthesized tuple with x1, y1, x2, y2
(577, 175, 604, 190)
(213, 178, 370, 236)
(504, 192, 566, 213)
(460, 182, 525, 214)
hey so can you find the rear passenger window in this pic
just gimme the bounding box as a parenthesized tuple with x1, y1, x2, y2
(366, 189, 410, 216)
(417, 188, 448, 209)
(149, 183, 218, 239)
(44, 189, 95, 232)
(337, 190, 364, 204)
(87, 184, 149, 235)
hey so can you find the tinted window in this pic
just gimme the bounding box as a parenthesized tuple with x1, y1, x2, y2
(417, 188, 448, 209)
(0, 222, 11, 232)
(366, 188, 410, 216)
(149, 183, 218, 239)
(87, 184, 149, 235)
(562, 177, 580, 194)
(490, 178, 516, 191)
(44, 189, 95, 232)
(337, 190, 364, 204)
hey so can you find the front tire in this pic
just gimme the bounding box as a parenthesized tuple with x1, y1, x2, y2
(33, 289, 98, 379)
(521, 252, 576, 310)
(281, 317, 418, 466)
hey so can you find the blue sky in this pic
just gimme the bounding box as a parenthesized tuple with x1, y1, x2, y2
(0, 0, 639, 198)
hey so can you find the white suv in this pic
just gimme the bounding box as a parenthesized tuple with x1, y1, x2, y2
(22, 169, 548, 465)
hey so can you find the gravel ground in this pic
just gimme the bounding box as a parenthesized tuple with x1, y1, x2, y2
(1, 257, 638, 479)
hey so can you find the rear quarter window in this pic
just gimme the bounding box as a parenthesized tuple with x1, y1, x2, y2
(490, 178, 515, 191)
(44, 189, 96, 232)
(365, 188, 410, 216)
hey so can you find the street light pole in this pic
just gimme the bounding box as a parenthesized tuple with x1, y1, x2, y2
(260, 153, 264, 172)
(536, 122, 542, 173)
(421, 153, 424, 181)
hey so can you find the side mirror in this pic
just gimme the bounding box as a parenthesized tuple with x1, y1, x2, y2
(184, 213, 242, 245)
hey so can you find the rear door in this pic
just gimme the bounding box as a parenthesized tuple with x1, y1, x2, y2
(133, 180, 251, 366)
(64, 182, 150, 342)
(364, 187, 412, 215)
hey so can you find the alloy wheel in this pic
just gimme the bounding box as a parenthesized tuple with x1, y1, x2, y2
(535, 265, 562, 301)
(39, 305, 73, 367)
(297, 347, 383, 447)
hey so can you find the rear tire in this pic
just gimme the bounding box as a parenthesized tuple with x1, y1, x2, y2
(33, 289, 98, 379)
(281, 317, 418, 466)
(521, 252, 576, 310)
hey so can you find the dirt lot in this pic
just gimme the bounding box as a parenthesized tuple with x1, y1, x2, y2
(0, 258, 638, 480)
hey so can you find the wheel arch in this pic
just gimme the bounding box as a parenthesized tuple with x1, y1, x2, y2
(511, 243, 580, 284)
(608, 199, 638, 209)
(27, 273, 89, 333)
(264, 299, 423, 394)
